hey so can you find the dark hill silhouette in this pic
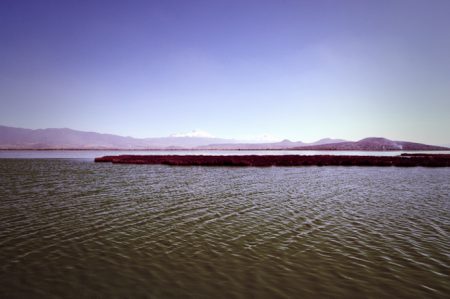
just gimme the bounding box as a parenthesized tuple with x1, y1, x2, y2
(293, 137, 448, 151)
(0, 126, 447, 151)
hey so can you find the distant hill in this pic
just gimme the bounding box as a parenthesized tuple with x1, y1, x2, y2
(0, 125, 237, 149)
(198, 138, 347, 150)
(293, 137, 448, 151)
(0, 126, 447, 151)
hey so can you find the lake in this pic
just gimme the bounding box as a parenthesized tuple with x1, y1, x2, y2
(0, 153, 449, 298)
(1, 149, 450, 159)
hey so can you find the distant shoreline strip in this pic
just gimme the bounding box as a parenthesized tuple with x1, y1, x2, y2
(95, 154, 450, 167)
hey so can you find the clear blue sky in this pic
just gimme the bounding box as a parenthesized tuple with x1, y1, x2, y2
(1, 0, 449, 144)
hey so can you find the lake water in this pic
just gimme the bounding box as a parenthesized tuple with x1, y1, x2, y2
(0, 149, 449, 159)
(0, 154, 449, 298)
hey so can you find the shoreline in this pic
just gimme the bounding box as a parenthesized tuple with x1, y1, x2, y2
(95, 154, 450, 167)
(1, 148, 449, 151)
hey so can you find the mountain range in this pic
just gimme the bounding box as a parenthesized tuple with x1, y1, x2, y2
(292, 137, 448, 151)
(0, 125, 448, 151)
(196, 138, 347, 150)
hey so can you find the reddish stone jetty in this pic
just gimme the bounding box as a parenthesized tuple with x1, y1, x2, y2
(95, 154, 450, 167)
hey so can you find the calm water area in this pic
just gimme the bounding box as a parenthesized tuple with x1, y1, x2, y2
(1, 149, 450, 159)
(0, 151, 449, 298)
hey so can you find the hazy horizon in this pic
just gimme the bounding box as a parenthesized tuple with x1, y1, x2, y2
(1, 0, 449, 144)
(2, 124, 450, 148)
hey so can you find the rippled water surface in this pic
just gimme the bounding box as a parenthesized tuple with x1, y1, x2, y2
(0, 159, 449, 298)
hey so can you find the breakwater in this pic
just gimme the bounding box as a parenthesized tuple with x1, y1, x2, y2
(95, 153, 450, 167)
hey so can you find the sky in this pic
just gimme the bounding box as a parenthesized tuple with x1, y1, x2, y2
(0, 0, 449, 144)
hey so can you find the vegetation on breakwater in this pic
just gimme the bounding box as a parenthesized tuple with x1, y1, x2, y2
(95, 154, 450, 167)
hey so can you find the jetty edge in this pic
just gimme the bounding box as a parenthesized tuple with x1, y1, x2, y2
(94, 153, 450, 167)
